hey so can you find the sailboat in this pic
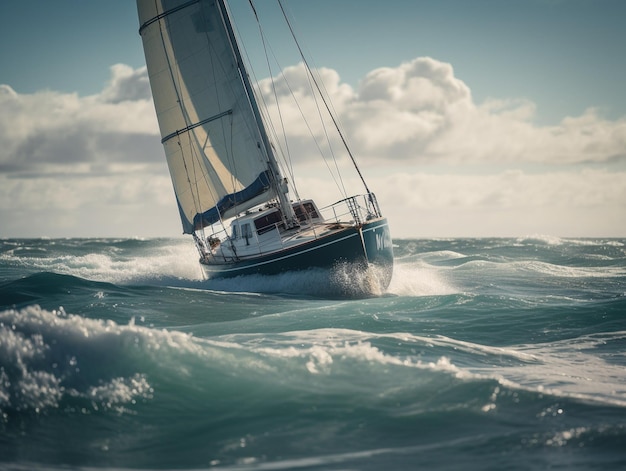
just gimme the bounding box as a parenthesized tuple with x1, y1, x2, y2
(136, 0, 393, 290)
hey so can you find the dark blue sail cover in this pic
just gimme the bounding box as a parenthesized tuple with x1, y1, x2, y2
(192, 170, 272, 231)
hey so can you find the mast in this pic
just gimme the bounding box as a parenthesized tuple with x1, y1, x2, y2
(216, 0, 297, 227)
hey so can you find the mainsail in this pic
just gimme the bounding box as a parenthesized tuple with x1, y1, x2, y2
(137, 0, 281, 233)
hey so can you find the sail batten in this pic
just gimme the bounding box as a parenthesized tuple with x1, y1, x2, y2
(161, 109, 232, 144)
(138, 0, 200, 34)
(137, 0, 278, 233)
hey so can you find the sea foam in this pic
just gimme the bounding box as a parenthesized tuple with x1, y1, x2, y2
(0, 305, 199, 416)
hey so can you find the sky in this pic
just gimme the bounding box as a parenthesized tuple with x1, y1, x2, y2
(0, 0, 625, 239)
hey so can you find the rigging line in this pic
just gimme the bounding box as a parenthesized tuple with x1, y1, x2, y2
(224, 6, 270, 177)
(219, 0, 298, 229)
(241, 47, 296, 192)
(219, 0, 296, 228)
(200, 1, 261, 229)
(277, 0, 372, 196)
(248, 0, 295, 194)
(273, 1, 347, 198)
(235, 18, 294, 201)
(197, 2, 240, 210)
(225, 120, 240, 212)
(307, 73, 348, 198)
(217, 0, 277, 181)
(237, 45, 300, 203)
(244, 63, 303, 202)
(245, 2, 346, 199)
(305, 69, 349, 199)
(274, 64, 345, 199)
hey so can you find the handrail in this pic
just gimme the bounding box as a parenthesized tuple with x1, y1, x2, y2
(319, 192, 381, 223)
(196, 191, 383, 264)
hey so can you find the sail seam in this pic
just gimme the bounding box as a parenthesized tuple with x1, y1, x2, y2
(138, 0, 200, 35)
(161, 110, 233, 144)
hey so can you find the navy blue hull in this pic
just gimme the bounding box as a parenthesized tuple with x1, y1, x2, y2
(200, 218, 394, 289)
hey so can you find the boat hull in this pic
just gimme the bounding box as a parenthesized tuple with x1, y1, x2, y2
(200, 217, 393, 290)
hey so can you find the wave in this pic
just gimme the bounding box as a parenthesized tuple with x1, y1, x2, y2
(2, 238, 624, 301)
(1, 238, 434, 299)
(0, 238, 204, 285)
(515, 260, 626, 278)
(216, 324, 626, 408)
(516, 234, 568, 245)
(3, 303, 626, 471)
(386, 260, 458, 297)
(0, 305, 164, 415)
(514, 235, 623, 246)
(2, 238, 626, 470)
(5, 304, 625, 420)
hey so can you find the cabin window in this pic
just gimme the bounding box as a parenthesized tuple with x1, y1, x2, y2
(231, 224, 238, 239)
(254, 210, 282, 235)
(294, 202, 319, 222)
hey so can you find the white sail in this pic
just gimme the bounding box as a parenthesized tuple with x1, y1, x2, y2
(137, 0, 277, 233)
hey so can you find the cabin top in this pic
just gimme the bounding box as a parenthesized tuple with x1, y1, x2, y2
(230, 200, 322, 241)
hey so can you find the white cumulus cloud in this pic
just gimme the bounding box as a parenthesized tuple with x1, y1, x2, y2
(0, 65, 160, 175)
(259, 57, 626, 167)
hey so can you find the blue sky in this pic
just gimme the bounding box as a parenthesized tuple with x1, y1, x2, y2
(0, 0, 625, 237)
(2, 0, 625, 123)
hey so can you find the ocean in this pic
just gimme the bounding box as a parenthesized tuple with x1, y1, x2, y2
(0, 237, 625, 470)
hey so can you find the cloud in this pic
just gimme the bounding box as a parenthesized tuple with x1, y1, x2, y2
(0, 65, 160, 175)
(0, 58, 624, 237)
(291, 168, 626, 238)
(348, 58, 471, 158)
(0, 65, 176, 237)
(0, 172, 180, 237)
(259, 57, 626, 166)
(100, 64, 153, 104)
(358, 57, 471, 111)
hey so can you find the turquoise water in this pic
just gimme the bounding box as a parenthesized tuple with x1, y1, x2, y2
(1, 237, 625, 470)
